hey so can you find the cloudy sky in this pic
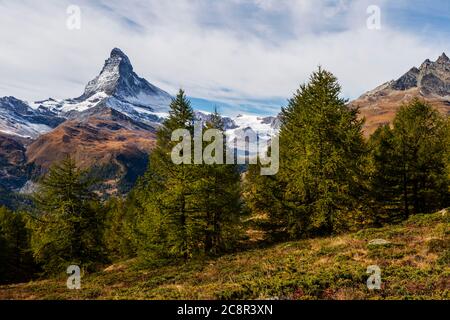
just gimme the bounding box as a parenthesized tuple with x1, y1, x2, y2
(0, 0, 449, 115)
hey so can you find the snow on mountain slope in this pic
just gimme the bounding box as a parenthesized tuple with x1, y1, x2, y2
(226, 114, 280, 141)
(194, 111, 280, 136)
(3, 48, 280, 142)
(33, 48, 173, 126)
(0, 47, 280, 198)
(31, 48, 280, 136)
(81, 48, 172, 111)
(0, 97, 64, 138)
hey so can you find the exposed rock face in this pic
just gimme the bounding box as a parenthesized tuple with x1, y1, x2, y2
(0, 97, 64, 138)
(33, 48, 173, 126)
(392, 67, 420, 91)
(260, 115, 281, 131)
(83, 48, 135, 98)
(194, 111, 238, 130)
(79, 48, 173, 113)
(391, 53, 450, 95)
(352, 53, 450, 136)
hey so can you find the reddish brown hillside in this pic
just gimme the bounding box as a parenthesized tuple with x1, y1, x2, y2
(26, 106, 157, 193)
(351, 53, 450, 136)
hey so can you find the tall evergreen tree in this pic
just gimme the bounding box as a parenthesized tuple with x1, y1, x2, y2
(370, 99, 450, 219)
(30, 156, 105, 274)
(103, 196, 137, 260)
(134, 93, 243, 261)
(243, 161, 287, 241)
(369, 125, 405, 223)
(247, 68, 368, 239)
(135, 89, 198, 260)
(198, 109, 243, 254)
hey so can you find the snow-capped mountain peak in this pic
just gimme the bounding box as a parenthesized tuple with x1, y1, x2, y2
(2, 48, 280, 141)
(79, 47, 172, 113)
(33, 48, 173, 125)
(82, 48, 133, 99)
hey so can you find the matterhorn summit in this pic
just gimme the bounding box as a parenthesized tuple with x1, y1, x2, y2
(80, 48, 172, 111)
(35, 48, 173, 125)
(82, 48, 136, 98)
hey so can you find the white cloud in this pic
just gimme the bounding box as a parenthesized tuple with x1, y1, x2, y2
(0, 0, 448, 115)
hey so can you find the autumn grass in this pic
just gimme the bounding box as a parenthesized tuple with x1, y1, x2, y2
(0, 211, 448, 300)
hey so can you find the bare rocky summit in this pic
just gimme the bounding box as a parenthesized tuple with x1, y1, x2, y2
(351, 53, 450, 136)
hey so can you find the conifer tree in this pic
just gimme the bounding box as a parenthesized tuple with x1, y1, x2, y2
(197, 109, 242, 254)
(247, 68, 368, 238)
(370, 99, 450, 218)
(135, 89, 198, 260)
(369, 125, 405, 223)
(103, 196, 137, 260)
(243, 162, 287, 241)
(30, 156, 105, 274)
(135, 95, 243, 260)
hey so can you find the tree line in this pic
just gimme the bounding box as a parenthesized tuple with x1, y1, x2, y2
(1, 68, 449, 283)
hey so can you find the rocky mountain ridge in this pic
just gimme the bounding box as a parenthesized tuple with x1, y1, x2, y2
(353, 53, 450, 135)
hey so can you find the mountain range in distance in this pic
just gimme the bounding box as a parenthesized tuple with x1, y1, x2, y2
(0, 48, 279, 200)
(0, 48, 449, 203)
(352, 52, 450, 136)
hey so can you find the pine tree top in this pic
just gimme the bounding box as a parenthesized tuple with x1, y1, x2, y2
(164, 89, 195, 131)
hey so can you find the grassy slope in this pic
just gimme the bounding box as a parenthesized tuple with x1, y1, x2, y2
(0, 212, 448, 300)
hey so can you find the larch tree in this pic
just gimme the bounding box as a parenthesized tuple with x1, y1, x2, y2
(255, 68, 368, 238)
(30, 156, 105, 274)
(370, 99, 450, 219)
